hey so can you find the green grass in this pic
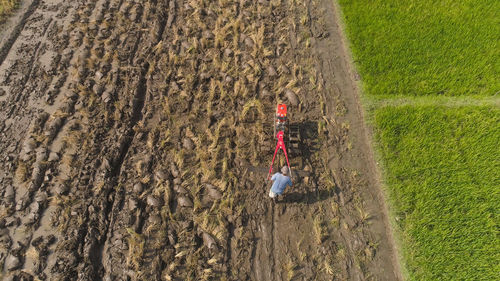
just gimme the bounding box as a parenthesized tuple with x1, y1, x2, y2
(339, 0, 500, 96)
(337, 1, 500, 278)
(375, 106, 499, 280)
(0, 0, 19, 22)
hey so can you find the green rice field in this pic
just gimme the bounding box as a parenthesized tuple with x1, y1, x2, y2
(375, 106, 499, 280)
(339, 0, 500, 97)
(337, 0, 500, 279)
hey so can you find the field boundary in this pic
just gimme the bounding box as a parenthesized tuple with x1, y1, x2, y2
(331, 0, 405, 279)
(364, 95, 500, 110)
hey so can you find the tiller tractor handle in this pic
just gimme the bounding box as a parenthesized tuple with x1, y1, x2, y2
(267, 131, 292, 180)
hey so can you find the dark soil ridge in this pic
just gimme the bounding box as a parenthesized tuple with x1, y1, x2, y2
(0, 0, 401, 280)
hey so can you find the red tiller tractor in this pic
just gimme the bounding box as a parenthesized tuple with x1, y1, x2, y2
(267, 104, 300, 179)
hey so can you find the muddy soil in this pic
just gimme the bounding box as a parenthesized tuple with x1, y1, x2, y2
(0, 0, 400, 280)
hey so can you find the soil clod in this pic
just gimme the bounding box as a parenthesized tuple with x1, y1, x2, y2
(285, 89, 299, 106)
(177, 196, 193, 208)
(5, 254, 21, 271)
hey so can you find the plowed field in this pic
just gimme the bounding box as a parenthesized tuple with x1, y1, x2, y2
(0, 0, 400, 280)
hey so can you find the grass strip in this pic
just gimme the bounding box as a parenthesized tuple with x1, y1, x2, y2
(339, 0, 500, 96)
(374, 105, 499, 280)
(0, 0, 19, 23)
(362, 95, 500, 112)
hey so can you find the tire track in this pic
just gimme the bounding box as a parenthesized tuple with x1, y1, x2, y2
(23, 19, 53, 84)
(0, 0, 40, 67)
(79, 1, 152, 276)
(90, 62, 149, 281)
(270, 201, 277, 281)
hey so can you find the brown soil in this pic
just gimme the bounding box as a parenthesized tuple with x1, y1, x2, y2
(0, 0, 401, 280)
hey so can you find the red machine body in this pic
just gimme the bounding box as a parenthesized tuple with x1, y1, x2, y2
(276, 104, 287, 118)
(267, 104, 292, 179)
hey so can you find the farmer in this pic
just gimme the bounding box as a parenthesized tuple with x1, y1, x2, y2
(269, 166, 293, 202)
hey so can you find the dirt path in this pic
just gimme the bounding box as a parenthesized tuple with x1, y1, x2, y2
(0, 0, 400, 280)
(229, 0, 402, 280)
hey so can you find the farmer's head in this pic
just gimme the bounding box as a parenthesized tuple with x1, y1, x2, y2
(281, 166, 289, 175)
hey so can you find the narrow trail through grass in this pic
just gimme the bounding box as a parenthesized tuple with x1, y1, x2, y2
(364, 96, 500, 111)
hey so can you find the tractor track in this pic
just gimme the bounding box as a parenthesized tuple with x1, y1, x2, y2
(0, 0, 40, 67)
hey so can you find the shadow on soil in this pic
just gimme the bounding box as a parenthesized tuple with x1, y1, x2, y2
(279, 121, 338, 205)
(281, 188, 335, 204)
